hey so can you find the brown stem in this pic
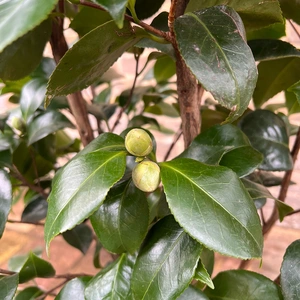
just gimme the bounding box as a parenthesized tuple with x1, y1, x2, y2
(0, 269, 16, 275)
(288, 20, 300, 39)
(7, 219, 45, 226)
(287, 208, 300, 216)
(50, 2, 94, 146)
(35, 279, 68, 300)
(164, 129, 183, 161)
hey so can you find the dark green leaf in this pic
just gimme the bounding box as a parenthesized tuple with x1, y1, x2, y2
(154, 55, 176, 83)
(0, 19, 51, 81)
(181, 124, 263, 177)
(27, 111, 74, 145)
(15, 287, 43, 300)
(194, 260, 214, 289)
(174, 6, 257, 122)
(186, 0, 283, 33)
(287, 80, 300, 105)
(44, 133, 127, 252)
(0, 0, 58, 52)
(46, 21, 141, 103)
(0, 169, 12, 238)
(200, 247, 214, 276)
(85, 253, 135, 299)
(91, 180, 149, 254)
(20, 78, 47, 122)
(21, 196, 48, 223)
(285, 91, 300, 115)
(239, 110, 293, 171)
(279, 0, 300, 25)
(247, 22, 286, 41)
(0, 150, 12, 168)
(0, 274, 18, 300)
(205, 270, 283, 300)
(69, 6, 112, 36)
(128, 115, 160, 129)
(131, 215, 202, 300)
(34, 134, 56, 163)
(254, 57, 300, 107)
(145, 102, 179, 118)
(160, 158, 263, 259)
(92, 0, 127, 28)
(18, 252, 55, 283)
(178, 286, 210, 300)
(93, 240, 103, 269)
(281, 240, 300, 300)
(55, 277, 91, 300)
(62, 224, 93, 254)
(249, 40, 300, 61)
(31, 57, 56, 80)
(134, 0, 166, 20)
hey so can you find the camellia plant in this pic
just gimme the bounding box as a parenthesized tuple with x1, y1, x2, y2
(1, 0, 300, 299)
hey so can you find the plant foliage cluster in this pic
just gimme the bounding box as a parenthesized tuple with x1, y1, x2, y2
(0, 0, 300, 299)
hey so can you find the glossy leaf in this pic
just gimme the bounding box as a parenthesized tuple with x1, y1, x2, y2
(44, 133, 127, 252)
(85, 253, 135, 299)
(194, 260, 214, 289)
(160, 158, 263, 259)
(91, 180, 149, 254)
(18, 252, 55, 283)
(55, 277, 91, 300)
(27, 111, 74, 145)
(134, 0, 166, 20)
(242, 178, 293, 221)
(46, 20, 141, 103)
(62, 224, 93, 254)
(174, 6, 257, 122)
(281, 240, 300, 300)
(239, 110, 293, 171)
(249, 40, 300, 62)
(21, 196, 48, 223)
(253, 57, 300, 107)
(181, 124, 263, 177)
(178, 286, 210, 300)
(0, 169, 12, 238)
(205, 270, 283, 300)
(0, 0, 58, 52)
(0, 274, 18, 300)
(279, 0, 300, 25)
(92, 0, 127, 28)
(154, 55, 176, 83)
(0, 19, 51, 81)
(20, 78, 47, 122)
(131, 215, 201, 299)
(15, 287, 43, 300)
(186, 0, 283, 33)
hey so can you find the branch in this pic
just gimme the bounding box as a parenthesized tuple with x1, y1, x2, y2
(288, 20, 300, 39)
(164, 128, 183, 161)
(50, 1, 94, 146)
(35, 279, 68, 300)
(0, 269, 16, 276)
(7, 219, 45, 226)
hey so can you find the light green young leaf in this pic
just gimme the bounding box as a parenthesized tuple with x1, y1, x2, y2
(287, 80, 300, 105)
(174, 6, 257, 123)
(194, 260, 214, 289)
(160, 158, 263, 259)
(0, 0, 58, 52)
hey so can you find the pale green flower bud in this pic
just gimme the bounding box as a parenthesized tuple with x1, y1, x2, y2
(125, 128, 153, 157)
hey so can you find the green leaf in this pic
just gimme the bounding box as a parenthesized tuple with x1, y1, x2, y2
(249, 40, 300, 62)
(178, 286, 210, 300)
(15, 287, 43, 300)
(27, 111, 74, 145)
(55, 277, 91, 300)
(134, 0, 166, 20)
(0, 0, 58, 52)
(85, 253, 135, 299)
(21, 196, 48, 223)
(44, 133, 127, 252)
(174, 6, 258, 122)
(93, 240, 103, 269)
(46, 20, 141, 104)
(160, 158, 263, 259)
(0, 169, 12, 238)
(186, 0, 283, 33)
(154, 55, 176, 83)
(91, 180, 149, 254)
(242, 178, 293, 221)
(62, 224, 93, 254)
(0, 19, 51, 81)
(18, 252, 55, 283)
(287, 80, 300, 104)
(128, 115, 160, 130)
(92, 0, 127, 28)
(194, 260, 214, 289)
(279, 0, 300, 25)
(247, 22, 286, 41)
(254, 57, 300, 107)
(281, 240, 300, 300)
(0, 274, 18, 300)
(205, 270, 283, 300)
(180, 124, 263, 177)
(131, 215, 202, 299)
(285, 91, 300, 115)
(20, 79, 47, 122)
(239, 110, 293, 171)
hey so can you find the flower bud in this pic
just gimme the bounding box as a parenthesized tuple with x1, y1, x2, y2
(125, 128, 153, 157)
(132, 160, 160, 192)
(11, 117, 25, 132)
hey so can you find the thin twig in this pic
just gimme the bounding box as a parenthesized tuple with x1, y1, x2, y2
(286, 208, 300, 216)
(7, 219, 45, 226)
(288, 20, 300, 40)
(35, 279, 68, 300)
(164, 129, 183, 161)
(0, 269, 16, 275)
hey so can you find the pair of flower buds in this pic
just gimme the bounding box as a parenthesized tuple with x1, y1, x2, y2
(125, 128, 160, 193)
